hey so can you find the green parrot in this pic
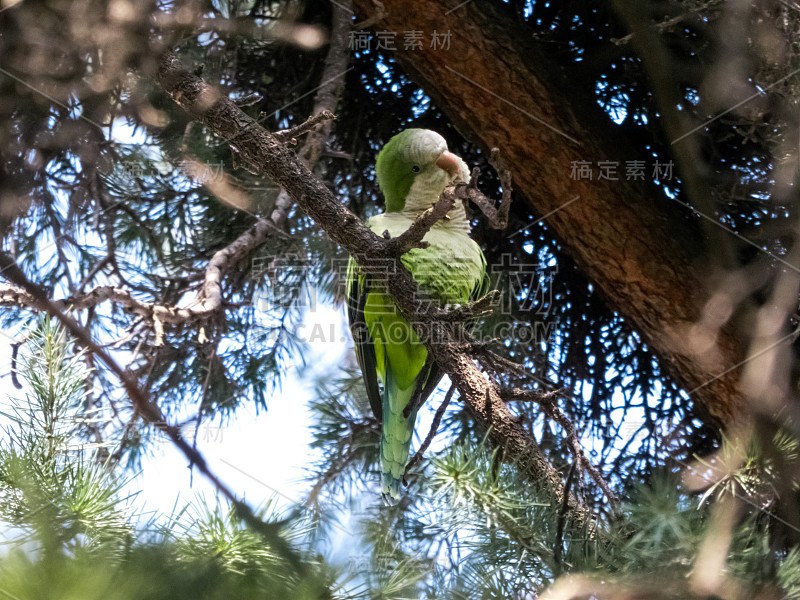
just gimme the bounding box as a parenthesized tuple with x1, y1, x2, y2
(346, 129, 488, 504)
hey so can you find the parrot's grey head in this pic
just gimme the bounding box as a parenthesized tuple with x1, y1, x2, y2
(375, 128, 470, 213)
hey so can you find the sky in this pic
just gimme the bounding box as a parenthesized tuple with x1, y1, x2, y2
(128, 303, 348, 521)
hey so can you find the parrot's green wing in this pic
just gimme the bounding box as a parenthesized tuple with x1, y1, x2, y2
(473, 253, 491, 300)
(409, 248, 489, 410)
(400, 262, 489, 419)
(346, 257, 382, 422)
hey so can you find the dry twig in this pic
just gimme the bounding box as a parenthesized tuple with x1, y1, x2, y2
(404, 384, 458, 480)
(383, 193, 456, 255)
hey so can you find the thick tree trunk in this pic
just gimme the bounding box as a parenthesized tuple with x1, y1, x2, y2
(352, 0, 746, 427)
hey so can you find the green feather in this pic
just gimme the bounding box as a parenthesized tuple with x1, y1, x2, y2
(374, 129, 421, 212)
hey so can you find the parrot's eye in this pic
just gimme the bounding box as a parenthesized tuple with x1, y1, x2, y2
(411, 165, 420, 173)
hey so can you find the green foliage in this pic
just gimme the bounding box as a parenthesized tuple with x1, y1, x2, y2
(171, 497, 310, 580)
(0, 542, 331, 600)
(0, 315, 134, 559)
(779, 548, 800, 599)
(2, 319, 800, 599)
(616, 476, 704, 570)
(0, 317, 332, 598)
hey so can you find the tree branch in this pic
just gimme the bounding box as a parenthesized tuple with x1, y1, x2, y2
(154, 50, 592, 519)
(0, 251, 306, 571)
(384, 192, 456, 255)
(273, 110, 336, 143)
(501, 386, 618, 507)
(404, 383, 457, 479)
(452, 148, 513, 229)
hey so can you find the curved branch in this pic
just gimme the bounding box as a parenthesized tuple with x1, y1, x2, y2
(155, 50, 592, 521)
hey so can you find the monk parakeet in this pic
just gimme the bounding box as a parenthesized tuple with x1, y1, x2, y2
(346, 129, 488, 504)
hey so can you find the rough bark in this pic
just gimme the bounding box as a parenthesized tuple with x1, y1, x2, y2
(199, 0, 353, 320)
(351, 0, 746, 427)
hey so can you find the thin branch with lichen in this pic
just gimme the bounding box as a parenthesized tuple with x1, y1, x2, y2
(451, 148, 513, 229)
(404, 383, 457, 479)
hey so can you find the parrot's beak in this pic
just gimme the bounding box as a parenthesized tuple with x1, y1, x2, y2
(435, 150, 461, 179)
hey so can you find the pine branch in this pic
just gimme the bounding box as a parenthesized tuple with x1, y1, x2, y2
(0, 252, 307, 573)
(308, 427, 378, 507)
(266, 0, 352, 227)
(501, 386, 618, 507)
(273, 110, 337, 144)
(197, 0, 352, 322)
(0, 283, 202, 322)
(451, 148, 512, 229)
(553, 460, 576, 575)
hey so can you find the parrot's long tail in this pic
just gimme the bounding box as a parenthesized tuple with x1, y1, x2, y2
(380, 367, 419, 506)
